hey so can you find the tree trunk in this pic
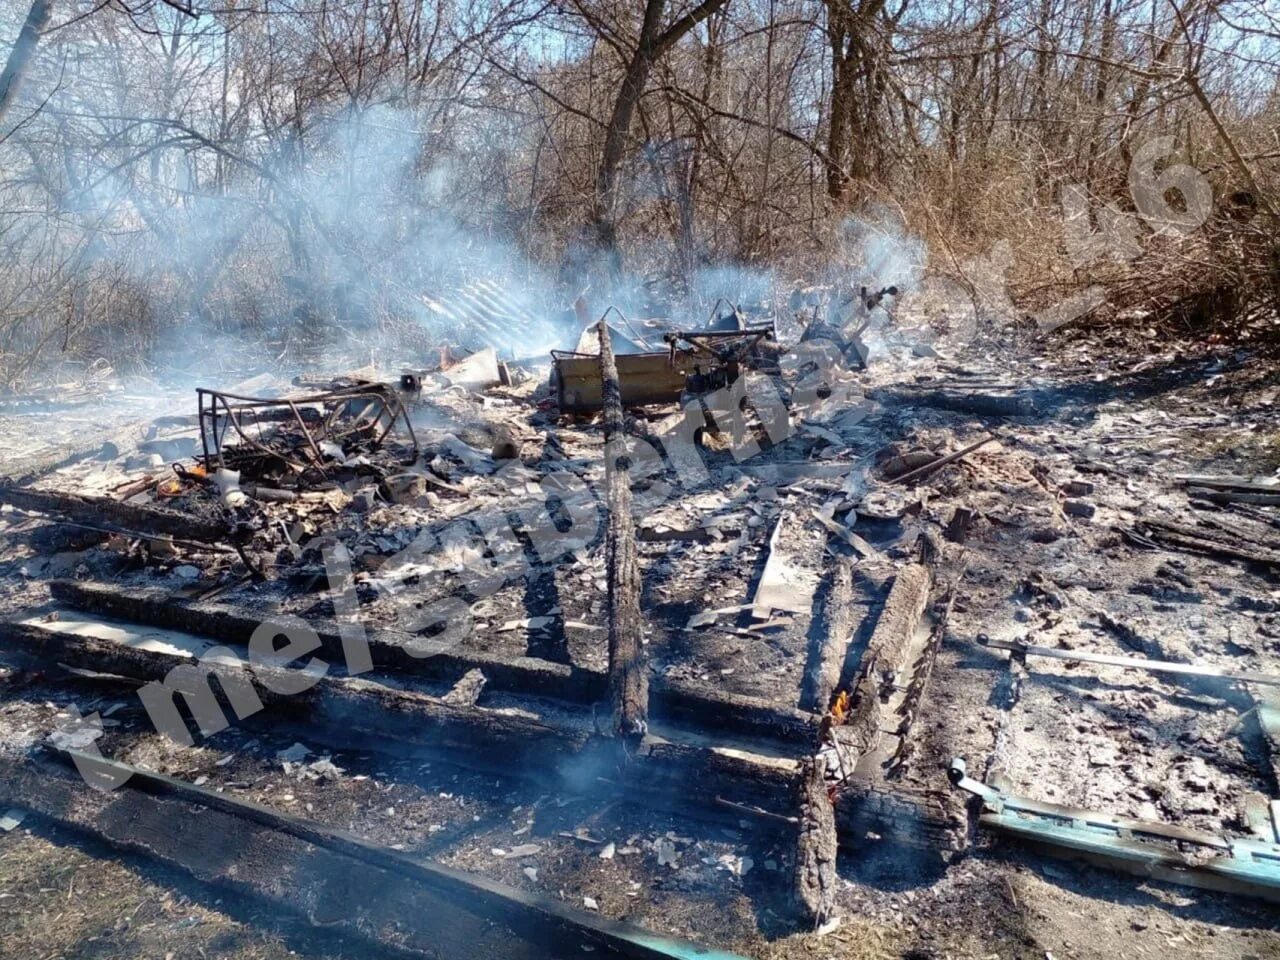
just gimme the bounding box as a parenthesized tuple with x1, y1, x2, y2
(587, 0, 730, 274)
(0, 0, 52, 129)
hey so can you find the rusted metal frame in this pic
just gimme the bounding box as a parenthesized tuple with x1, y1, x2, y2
(199, 388, 308, 472)
(948, 758, 1280, 903)
(198, 386, 418, 471)
(332, 386, 418, 456)
(597, 305, 654, 350)
(706, 297, 739, 320)
(283, 397, 328, 467)
(219, 394, 305, 471)
(663, 329, 776, 386)
(675, 330, 773, 344)
(331, 389, 417, 453)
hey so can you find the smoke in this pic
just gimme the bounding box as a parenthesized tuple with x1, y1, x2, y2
(1, 5, 931, 382)
(836, 209, 928, 293)
(155, 104, 574, 364)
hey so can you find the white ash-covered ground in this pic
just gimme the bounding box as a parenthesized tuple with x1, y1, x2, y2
(1, 297, 1278, 960)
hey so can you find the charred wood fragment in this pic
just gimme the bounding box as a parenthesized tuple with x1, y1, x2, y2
(1135, 516, 1280, 568)
(868, 387, 1035, 418)
(944, 506, 975, 544)
(441, 667, 487, 707)
(840, 563, 933, 758)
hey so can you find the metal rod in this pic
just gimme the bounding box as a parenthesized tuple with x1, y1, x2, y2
(979, 635, 1280, 687)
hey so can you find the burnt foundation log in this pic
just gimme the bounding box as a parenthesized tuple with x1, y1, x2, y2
(0, 620, 583, 773)
(0, 484, 230, 543)
(799, 558, 856, 714)
(793, 756, 839, 928)
(840, 563, 934, 757)
(49, 580, 817, 746)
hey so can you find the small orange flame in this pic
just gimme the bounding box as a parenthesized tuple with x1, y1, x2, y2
(829, 690, 850, 723)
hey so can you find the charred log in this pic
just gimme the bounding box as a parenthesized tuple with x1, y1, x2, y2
(599, 321, 648, 742)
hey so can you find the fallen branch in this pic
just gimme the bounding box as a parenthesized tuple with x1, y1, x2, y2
(892, 435, 997, 486)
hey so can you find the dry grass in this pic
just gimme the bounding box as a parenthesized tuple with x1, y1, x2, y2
(0, 823, 357, 960)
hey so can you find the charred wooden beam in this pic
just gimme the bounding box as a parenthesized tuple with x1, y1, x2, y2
(799, 558, 856, 714)
(1188, 487, 1280, 507)
(0, 750, 749, 960)
(0, 620, 582, 773)
(0, 484, 231, 544)
(868, 387, 1035, 418)
(793, 756, 839, 929)
(599, 321, 648, 742)
(50, 580, 818, 746)
(887, 563, 967, 776)
(1176, 475, 1280, 495)
(0, 617, 777, 817)
(835, 778, 963, 855)
(840, 563, 934, 757)
(0, 427, 140, 488)
(1134, 517, 1280, 568)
